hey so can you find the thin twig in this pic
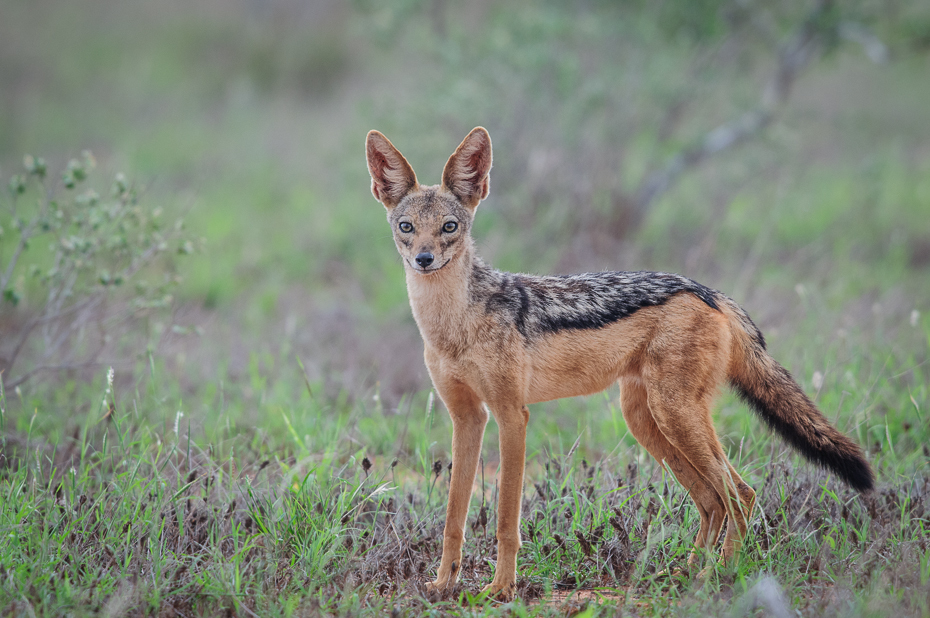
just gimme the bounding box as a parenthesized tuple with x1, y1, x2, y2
(5, 360, 101, 389)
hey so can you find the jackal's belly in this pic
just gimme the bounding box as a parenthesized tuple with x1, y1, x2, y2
(523, 315, 653, 404)
(526, 365, 618, 403)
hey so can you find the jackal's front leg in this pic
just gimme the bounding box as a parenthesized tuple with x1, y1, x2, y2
(482, 404, 529, 602)
(426, 382, 488, 596)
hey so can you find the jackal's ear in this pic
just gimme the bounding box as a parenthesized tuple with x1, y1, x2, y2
(366, 130, 419, 209)
(441, 127, 492, 209)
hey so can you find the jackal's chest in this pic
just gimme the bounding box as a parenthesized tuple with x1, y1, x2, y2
(412, 305, 516, 361)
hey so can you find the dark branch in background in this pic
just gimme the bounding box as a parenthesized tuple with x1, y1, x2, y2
(624, 0, 888, 230)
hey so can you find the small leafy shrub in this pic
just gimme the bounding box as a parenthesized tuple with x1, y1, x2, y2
(0, 152, 199, 388)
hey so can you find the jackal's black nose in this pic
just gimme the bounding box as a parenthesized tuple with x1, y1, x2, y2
(415, 252, 435, 268)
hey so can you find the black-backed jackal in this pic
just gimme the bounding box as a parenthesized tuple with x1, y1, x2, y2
(365, 127, 873, 601)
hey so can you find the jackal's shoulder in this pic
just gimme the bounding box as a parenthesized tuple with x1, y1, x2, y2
(468, 261, 721, 339)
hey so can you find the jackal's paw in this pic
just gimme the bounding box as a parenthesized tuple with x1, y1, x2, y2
(426, 561, 460, 596)
(426, 579, 447, 594)
(481, 579, 517, 602)
(425, 577, 455, 600)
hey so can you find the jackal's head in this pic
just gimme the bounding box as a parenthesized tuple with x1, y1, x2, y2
(366, 127, 492, 275)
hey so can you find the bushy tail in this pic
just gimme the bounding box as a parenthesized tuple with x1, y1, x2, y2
(721, 298, 874, 492)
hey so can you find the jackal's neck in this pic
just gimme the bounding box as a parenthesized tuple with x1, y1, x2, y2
(405, 241, 484, 352)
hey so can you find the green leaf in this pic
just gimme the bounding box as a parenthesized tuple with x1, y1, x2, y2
(23, 155, 47, 178)
(112, 173, 128, 197)
(67, 158, 87, 182)
(8, 175, 26, 195)
(3, 289, 20, 306)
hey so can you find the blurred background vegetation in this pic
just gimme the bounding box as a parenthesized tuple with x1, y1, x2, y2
(2, 0, 929, 407)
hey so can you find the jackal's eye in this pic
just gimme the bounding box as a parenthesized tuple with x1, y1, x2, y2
(398, 222, 414, 233)
(442, 221, 458, 233)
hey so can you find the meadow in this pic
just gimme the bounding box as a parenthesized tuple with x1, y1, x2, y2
(1, 1, 929, 615)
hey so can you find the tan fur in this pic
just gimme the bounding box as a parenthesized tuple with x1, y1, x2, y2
(365, 127, 871, 601)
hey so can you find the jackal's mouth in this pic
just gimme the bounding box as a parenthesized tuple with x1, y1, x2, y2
(406, 258, 450, 274)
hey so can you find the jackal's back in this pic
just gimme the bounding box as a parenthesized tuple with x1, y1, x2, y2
(468, 260, 721, 340)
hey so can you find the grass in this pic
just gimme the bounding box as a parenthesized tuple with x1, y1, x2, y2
(1, 318, 928, 615)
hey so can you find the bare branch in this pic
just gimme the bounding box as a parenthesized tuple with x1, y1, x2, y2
(5, 360, 102, 390)
(634, 109, 773, 216)
(630, 0, 854, 219)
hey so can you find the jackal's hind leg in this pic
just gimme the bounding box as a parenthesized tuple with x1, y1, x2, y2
(619, 378, 727, 565)
(638, 373, 754, 562)
(721, 461, 756, 559)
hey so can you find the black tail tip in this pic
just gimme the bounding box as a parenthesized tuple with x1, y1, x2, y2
(840, 457, 875, 493)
